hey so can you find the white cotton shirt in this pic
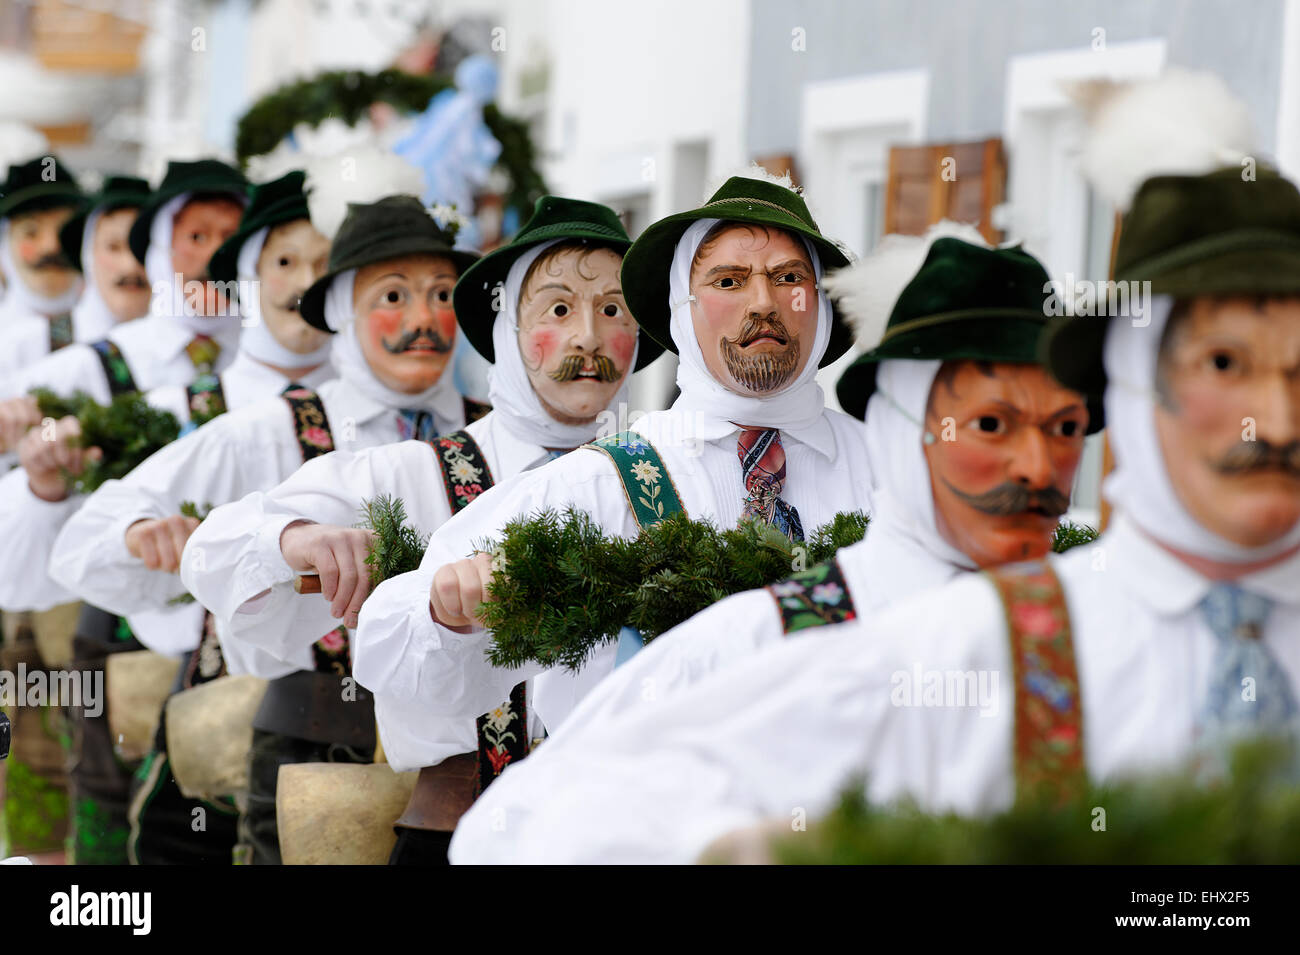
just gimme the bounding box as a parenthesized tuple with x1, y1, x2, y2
(450, 512, 1300, 863)
(0, 353, 332, 618)
(43, 371, 452, 660)
(351, 406, 875, 739)
(178, 409, 554, 771)
(0, 312, 243, 402)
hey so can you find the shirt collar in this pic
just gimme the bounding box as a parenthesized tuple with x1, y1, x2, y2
(642, 408, 838, 459)
(1108, 511, 1300, 613)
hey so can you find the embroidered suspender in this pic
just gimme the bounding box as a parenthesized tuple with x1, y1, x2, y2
(89, 339, 138, 396)
(282, 387, 336, 462)
(431, 430, 494, 515)
(984, 560, 1086, 805)
(186, 371, 228, 428)
(768, 558, 858, 634)
(422, 429, 517, 793)
(583, 431, 687, 528)
(47, 313, 73, 352)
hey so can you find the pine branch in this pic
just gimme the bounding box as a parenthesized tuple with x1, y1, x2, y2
(761, 739, 1300, 864)
(478, 509, 870, 671)
(1052, 520, 1099, 553)
(357, 494, 429, 590)
(32, 388, 181, 495)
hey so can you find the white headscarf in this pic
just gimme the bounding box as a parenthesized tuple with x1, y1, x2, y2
(485, 239, 637, 449)
(666, 217, 832, 442)
(0, 219, 83, 318)
(68, 208, 122, 341)
(1103, 295, 1300, 561)
(144, 191, 245, 335)
(322, 268, 464, 421)
(865, 358, 978, 572)
(234, 225, 334, 368)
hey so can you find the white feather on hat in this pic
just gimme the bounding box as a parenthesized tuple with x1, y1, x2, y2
(820, 221, 988, 351)
(1068, 67, 1256, 212)
(304, 146, 426, 240)
(0, 124, 49, 179)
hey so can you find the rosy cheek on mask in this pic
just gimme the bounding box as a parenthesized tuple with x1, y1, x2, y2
(520, 327, 558, 370)
(433, 306, 457, 342)
(933, 434, 1005, 495)
(367, 307, 403, 347)
(606, 329, 637, 371)
(15, 237, 40, 264)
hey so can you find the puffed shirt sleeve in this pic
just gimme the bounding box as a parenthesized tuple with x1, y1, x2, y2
(0, 468, 83, 610)
(49, 402, 299, 617)
(450, 573, 1016, 864)
(352, 447, 635, 724)
(180, 440, 439, 672)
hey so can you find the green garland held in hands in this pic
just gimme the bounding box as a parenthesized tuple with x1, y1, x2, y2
(29, 389, 181, 496)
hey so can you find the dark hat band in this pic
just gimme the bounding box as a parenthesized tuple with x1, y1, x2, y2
(877, 307, 1048, 346)
(701, 195, 816, 230)
(1120, 227, 1300, 281)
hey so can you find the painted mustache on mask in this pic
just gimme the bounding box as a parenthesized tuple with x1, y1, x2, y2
(1213, 439, 1300, 478)
(942, 478, 1071, 518)
(548, 354, 621, 382)
(382, 326, 453, 354)
(28, 251, 74, 271)
(112, 273, 150, 289)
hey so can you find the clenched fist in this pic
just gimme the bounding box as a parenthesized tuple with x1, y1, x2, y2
(428, 551, 496, 630)
(19, 416, 102, 503)
(125, 514, 202, 573)
(0, 396, 43, 453)
(279, 521, 376, 628)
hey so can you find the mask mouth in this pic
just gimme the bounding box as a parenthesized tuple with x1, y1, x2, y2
(274, 292, 305, 314)
(382, 326, 453, 355)
(733, 316, 791, 349)
(29, 251, 74, 271)
(548, 353, 620, 383)
(112, 273, 150, 290)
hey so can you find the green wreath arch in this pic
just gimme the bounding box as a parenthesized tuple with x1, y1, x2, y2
(234, 68, 546, 220)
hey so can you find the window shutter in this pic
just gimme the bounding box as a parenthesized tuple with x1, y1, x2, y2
(884, 138, 1005, 243)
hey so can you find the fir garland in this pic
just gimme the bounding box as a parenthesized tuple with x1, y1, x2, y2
(358, 494, 429, 589)
(756, 740, 1300, 864)
(233, 68, 547, 221)
(476, 508, 871, 672)
(1052, 520, 1099, 552)
(30, 389, 180, 495)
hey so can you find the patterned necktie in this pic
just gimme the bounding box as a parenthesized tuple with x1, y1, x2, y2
(737, 427, 804, 542)
(396, 408, 439, 443)
(1197, 583, 1297, 743)
(47, 312, 73, 352)
(184, 334, 221, 373)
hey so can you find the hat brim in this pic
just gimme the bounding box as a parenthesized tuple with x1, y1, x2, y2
(1045, 244, 1300, 408)
(128, 177, 250, 265)
(620, 206, 854, 367)
(0, 183, 82, 222)
(453, 230, 663, 371)
(300, 236, 481, 333)
(838, 311, 1105, 434)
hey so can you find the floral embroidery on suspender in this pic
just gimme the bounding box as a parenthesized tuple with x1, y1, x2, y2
(186, 372, 227, 428)
(984, 560, 1086, 804)
(476, 682, 529, 794)
(583, 432, 686, 528)
(432, 430, 495, 513)
(282, 387, 335, 461)
(311, 625, 351, 676)
(768, 558, 857, 634)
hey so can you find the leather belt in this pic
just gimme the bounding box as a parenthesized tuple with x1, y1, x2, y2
(393, 754, 478, 833)
(251, 669, 375, 750)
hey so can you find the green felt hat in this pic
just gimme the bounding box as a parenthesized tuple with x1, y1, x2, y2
(300, 195, 480, 333)
(1044, 166, 1300, 401)
(57, 175, 151, 272)
(835, 238, 1104, 433)
(0, 155, 83, 220)
(619, 175, 854, 365)
(127, 159, 250, 265)
(452, 195, 663, 370)
(207, 170, 312, 284)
